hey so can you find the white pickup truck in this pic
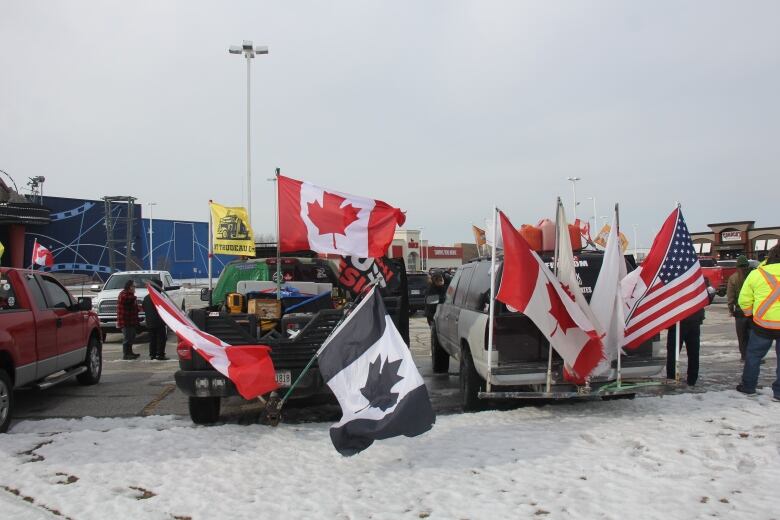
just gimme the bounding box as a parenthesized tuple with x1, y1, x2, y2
(91, 271, 184, 339)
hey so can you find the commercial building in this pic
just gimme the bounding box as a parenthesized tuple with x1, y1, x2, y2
(691, 221, 780, 261)
(388, 229, 479, 271)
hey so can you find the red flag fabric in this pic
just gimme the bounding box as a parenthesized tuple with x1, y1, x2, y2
(278, 175, 406, 257)
(495, 211, 605, 381)
(621, 207, 708, 349)
(147, 285, 278, 399)
(31, 241, 54, 267)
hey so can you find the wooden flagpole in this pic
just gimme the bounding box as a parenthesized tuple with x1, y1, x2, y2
(546, 198, 562, 393)
(675, 203, 681, 383)
(615, 203, 623, 388)
(275, 168, 282, 301)
(486, 207, 499, 393)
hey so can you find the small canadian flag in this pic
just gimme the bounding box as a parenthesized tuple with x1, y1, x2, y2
(32, 240, 54, 268)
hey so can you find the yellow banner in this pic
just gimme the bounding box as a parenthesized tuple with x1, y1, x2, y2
(0, 241, 4, 260)
(593, 224, 629, 252)
(210, 202, 256, 256)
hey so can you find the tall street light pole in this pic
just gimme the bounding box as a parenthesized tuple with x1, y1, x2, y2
(229, 40, 269, 226)
(147, 202, 157, 270)
(587, 196, 598, 233)
(566, 176, 581, 220)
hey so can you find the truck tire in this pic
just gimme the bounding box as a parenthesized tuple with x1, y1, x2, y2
(431, 331, 450, 374)
(0, 369, 13, 434)
(77, 335, 102, 385)
(189, 397, 220, 425)
(459, 344, 485, 412)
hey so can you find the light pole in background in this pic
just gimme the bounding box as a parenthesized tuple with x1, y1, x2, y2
(566, 177, 581, 220)
(147, 202, 157, 270)
(419, 227, 426, 271)
(229, 40, 269, 225)
(633, 225, 638, 259)
(587, 196, 598, 233)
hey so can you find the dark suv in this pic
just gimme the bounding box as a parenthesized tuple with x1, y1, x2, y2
(407, 272, 431, 314)
(430, 251, 664, 410)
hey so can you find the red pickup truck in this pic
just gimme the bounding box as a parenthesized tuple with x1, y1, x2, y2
(0, 268, 103, 433)
(699, 257, 735, 297)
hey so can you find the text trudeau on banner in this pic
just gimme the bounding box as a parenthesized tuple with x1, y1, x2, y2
(278, 175, 405, 258)
(210, 202, 256, 257)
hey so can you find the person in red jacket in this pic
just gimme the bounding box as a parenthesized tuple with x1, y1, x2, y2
(117, 279, 141, 360)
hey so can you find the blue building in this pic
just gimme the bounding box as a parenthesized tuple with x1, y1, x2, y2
(25, 195, 232, 280)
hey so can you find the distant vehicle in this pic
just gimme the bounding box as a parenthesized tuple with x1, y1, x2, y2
(0, 268, 102, 433)
(216, 215, 250, 240)
(91, 271, 183, 339)
(430, 252, 663, 410)
(407, 271, 431, 314)
(699, 256, 728, 297)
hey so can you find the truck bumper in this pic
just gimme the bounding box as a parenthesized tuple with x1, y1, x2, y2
(174, 368, 330, 399)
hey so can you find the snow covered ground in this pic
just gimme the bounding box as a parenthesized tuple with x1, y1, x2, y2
(1, 390, 778, 520)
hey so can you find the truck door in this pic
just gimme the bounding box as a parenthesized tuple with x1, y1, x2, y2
(38, 275, 86, 369)
(22, 274, 59, 377)
(439, 266, 474, 354)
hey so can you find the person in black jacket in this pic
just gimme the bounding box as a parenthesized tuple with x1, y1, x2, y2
(425, 273, 447, 326)
(142, 281, 168, 360)
(666, 306, 705, 386)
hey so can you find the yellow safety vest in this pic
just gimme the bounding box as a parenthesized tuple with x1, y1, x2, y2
(739, 263, 780, 330)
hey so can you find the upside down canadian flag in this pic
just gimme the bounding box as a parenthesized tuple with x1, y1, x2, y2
(147, 285, 278, 399)
(495, 211, 605, 381)
(278, 175, 406, 257)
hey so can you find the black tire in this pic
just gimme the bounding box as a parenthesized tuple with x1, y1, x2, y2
(459, 344, 485, 412)
(0, 369, 13, 434)
(431, 331, 450, 374)
(189, 397, 221, 425)
(78, 335, 102, 385)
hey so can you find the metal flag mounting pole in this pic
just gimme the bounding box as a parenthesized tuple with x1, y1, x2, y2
(546, 198, 562, 393)
(615, 202, 623, 388)
(275, 168, 282, 301)
(207, 201, 214, 305)
(486, 206, 499, 393)
(674, 202, 682, 383)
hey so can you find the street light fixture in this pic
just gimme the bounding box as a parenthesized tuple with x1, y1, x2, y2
(229, 40, 269, 227)
(566, 177, 581, 220)
(147, 202, 157, 270)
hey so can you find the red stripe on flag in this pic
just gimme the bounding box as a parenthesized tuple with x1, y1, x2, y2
(624, 294, 708, 349)
(570, 333, 605, 384)
(625, 276, 706, 337)
(637, 209, 678, 287)
(226, 346, 279, 398)
(366, 201, 407, 257)
(278, 175, 310, 253)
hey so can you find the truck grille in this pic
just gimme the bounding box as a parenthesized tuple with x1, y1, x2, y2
(99, 299, 117, 314)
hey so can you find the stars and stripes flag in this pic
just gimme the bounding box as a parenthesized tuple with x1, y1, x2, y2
(147, 285, 278, 399)
(621, 207, 708, 348)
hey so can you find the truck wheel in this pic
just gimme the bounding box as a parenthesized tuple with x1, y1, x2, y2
(431, 331, 450, 374)
(459, 344, 485, 412)
(189, 397, 220, 425)
(77, 335, 102, 385)
(0, 369, 13, 434)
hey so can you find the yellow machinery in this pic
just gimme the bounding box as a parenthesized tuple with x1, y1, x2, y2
(225, 292, 245, 314)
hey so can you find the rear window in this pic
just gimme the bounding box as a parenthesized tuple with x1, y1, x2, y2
(0, 276, 21, 311)
(454, 266, 474, 307)
(407, 274, 430, 289)
(717, 260, 736, 268)
(104, 274, 162, 290)
(699, 258, 716, 267)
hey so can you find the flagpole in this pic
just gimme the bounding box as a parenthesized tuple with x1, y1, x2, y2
(208, 200, 213, 304)
(486, 206, 499, 393)
(674, 202, 682, 384)
(615, 202, 622, 388)
(547, 198, 561, 393)
(275, 167, 282, 301)
(30, 238, 37, 270)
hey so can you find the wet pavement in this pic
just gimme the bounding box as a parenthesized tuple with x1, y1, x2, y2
(10, 296, 778, 428)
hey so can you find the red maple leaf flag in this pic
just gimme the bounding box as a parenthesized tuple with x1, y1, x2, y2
(495, 211, 605, 381)
(31, 241, 54, 267)
(279, 175, 406, 257)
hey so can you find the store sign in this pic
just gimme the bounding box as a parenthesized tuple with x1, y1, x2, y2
(429, 247, 462, 259)
(408, 240, 419, 249)
(721, 231, 742, 242)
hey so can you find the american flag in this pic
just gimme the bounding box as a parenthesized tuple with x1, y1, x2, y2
(622, 208, 709, 348)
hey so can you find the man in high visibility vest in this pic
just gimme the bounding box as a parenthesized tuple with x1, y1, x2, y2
(737, 245, 780, 401)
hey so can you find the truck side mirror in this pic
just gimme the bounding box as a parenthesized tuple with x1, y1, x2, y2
(200, 288, 211, 302)
(77, 297, 92, 311)
(89, 284, 102, 292)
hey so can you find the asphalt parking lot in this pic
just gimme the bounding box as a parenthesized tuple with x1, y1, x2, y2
(10, 297, 777, 429)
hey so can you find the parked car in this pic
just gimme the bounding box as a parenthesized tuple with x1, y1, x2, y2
(175, 255, 409, 425)
(407, 271, 431, 314)
(430, 252, 664, 410)
(0, 268, 102, 433)
(91, 270, 183, 339)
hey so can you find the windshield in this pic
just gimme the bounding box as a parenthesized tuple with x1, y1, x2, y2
(104, 274, 162, 291)
(698, 258, 716, 267)
(407, 274, 430, 289)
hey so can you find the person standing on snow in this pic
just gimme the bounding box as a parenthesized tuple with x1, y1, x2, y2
(117, 279, 141, 360)
(727, 255, 752, 361)
(737, 245, 780, 401)
(142, 280, 168, 360)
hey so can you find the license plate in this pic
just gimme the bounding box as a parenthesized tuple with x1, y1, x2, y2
(411, 289, 421, 295)
(275, 370, 292, 387)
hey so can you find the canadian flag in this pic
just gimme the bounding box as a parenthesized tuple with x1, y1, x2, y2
(31, 240, 54, 267)
(495, 211, 605, 381)
(278, 175, 406, 258)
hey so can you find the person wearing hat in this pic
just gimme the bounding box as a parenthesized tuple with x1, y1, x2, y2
(142, 280, 168, 360)
(727, 255, 752, 361)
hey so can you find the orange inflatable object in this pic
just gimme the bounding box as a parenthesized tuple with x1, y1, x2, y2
(538, 219, 555, 251)
(568, 224, 582, 251)
(519, 224, 543, 251)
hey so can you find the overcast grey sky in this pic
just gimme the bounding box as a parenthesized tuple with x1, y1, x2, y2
(2, 1, 778, 248)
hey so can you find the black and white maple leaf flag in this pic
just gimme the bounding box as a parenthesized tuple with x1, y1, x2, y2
(317, 286, 435, 456)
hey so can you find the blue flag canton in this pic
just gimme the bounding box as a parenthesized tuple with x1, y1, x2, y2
(659, 213, 698, 284)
